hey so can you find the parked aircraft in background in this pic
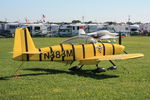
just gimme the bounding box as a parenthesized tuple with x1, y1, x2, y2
(79, 26, 118, 39)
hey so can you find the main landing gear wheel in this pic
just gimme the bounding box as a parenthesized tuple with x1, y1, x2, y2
(92, 67, 106, 73)
(92, 64, 106, 73)
(69, 65, 83, 71)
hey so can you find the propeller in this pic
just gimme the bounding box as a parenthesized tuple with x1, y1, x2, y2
(118, 32, 122, 45)
(118, 32, 128, 54)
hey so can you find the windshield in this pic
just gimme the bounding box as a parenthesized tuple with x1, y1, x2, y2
(61, 35, 98, 44)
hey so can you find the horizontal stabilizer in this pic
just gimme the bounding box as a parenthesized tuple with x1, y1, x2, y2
(22, 52, 42, 54)
(22, 52, 48, 54)
(11, 52, 44, 54)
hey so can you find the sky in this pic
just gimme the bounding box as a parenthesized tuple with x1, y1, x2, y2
(0, 0, 150, 23)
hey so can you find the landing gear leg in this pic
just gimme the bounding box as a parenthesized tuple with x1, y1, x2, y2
(69, 65, 84, 71)
(107, 60, 117, 70)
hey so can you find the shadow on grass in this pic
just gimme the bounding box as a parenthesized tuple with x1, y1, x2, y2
(0, 68, 119, 80)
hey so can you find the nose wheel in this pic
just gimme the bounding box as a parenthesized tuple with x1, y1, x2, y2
(107, 60, 117, 70)
(107, 66, 117, 70)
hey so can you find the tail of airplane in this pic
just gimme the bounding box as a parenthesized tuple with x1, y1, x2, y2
(13, 28, 38, 61)
(79, 26, 86, 35)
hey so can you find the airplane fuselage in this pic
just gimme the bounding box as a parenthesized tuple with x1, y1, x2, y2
(17, 43, 124, 62)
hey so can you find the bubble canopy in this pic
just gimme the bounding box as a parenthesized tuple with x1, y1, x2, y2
(61, 35, 98, 44)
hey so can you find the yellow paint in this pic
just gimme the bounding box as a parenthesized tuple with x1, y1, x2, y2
(62, 44, 74, 60)
(84, 44, 94, 58)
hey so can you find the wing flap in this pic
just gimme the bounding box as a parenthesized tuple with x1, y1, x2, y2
(80, 53, 144, 61)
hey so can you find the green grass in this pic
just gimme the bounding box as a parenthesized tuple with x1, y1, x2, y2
(0, 37, 150, 100)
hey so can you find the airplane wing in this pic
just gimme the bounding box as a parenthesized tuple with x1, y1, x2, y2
(99, 35, 118, 39)
(87, 32, 98, 36)
(87, 30, 118, 39)
(107, 32, 118, 36)
(79, 54, 144, 65)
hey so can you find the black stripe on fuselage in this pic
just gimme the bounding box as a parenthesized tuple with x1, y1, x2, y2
(38, 49, 42, 61)
(24, 29, 29, 61)
(82, 44, 85, 58)
(71, 44, 75, 61)
(101, 43, 106, 56)
(111, 44, 115, 55)
(92, 43, 96, 56)
(60, 44, 65, 61)
(49, 47, 54, 61)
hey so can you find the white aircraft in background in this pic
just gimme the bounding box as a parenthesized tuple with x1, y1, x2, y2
(79, 26, 118, 39)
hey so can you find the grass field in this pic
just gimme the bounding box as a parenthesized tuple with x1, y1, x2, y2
(0, 37, 150, 100)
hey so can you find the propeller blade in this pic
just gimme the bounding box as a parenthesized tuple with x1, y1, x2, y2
(119, 32, 122, 45)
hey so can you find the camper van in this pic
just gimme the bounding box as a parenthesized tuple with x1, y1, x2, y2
(4, 23, 20, 36)
(129, 25, 140, 35)
(140, 23, 150, 36)
(58, 24, 103, 37)
(27, 23, 48, 36)
(58, 24, 86, 37)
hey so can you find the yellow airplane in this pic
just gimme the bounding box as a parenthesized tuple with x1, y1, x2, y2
(12, 27, 144, 73)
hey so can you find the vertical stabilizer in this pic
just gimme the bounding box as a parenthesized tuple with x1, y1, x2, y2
(79, 26, 86, 35)
(13, 28, 38, 61)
